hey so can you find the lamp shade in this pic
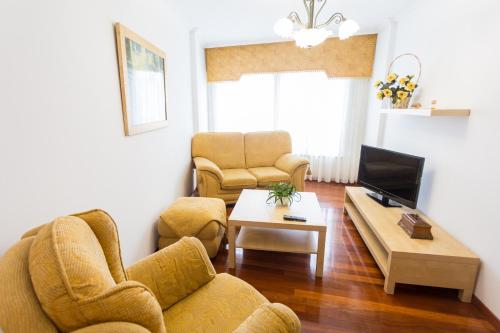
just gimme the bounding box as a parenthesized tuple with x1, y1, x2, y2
(294, 28, 332, 48)
(274, 18, 294, 38)
(338, 19, 360, 40)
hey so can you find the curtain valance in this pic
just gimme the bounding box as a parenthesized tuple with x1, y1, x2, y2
(205, 34, 377, 82)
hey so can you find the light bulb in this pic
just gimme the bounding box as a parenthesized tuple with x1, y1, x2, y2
(338, 19, 360, 40)
(293, 28, 332, 48)
(274, 17, 294, 38)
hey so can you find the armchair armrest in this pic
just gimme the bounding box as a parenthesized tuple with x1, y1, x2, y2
(275, 153, 309, 176)
(233, 303, 301, 333)
(193, 157, 224, 182)
(126, 237, 216, 310)
(72, 322, 151, 333)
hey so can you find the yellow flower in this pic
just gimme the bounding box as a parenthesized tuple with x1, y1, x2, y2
(406, 82, 416, 91)
(376, 91, 384, 100)
(387, 73, 397, 82)
(399, 77, 409, 85)
(397, 90, 409, 100)
(383, 89, 393, 97)
(374, 80, 382, 88)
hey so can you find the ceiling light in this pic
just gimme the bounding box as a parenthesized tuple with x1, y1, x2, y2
(294, 28, 332, 48)
(339, 19, 360, 40)
(274, 0, 360, 48)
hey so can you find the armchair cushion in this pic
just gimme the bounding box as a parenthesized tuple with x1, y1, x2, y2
(127, 237, 216, 311)
(163, 273, 268, 333)
(248, 167, 290, 186)
(193, 157, 224, 182)
(29, 217, 165, 333)
(221, 169, 257, 189)
(244, 131, 292, 168)
(275, 153, 310, 175)
(234, 303, 301, 333)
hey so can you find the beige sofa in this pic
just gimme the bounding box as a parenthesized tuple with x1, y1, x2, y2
(192, 131, 309, 204)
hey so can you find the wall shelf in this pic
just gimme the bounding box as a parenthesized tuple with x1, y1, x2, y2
(379, 108, 471, 117)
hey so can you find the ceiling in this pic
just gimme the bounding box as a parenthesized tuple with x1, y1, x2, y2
(177, 0, 413, 47)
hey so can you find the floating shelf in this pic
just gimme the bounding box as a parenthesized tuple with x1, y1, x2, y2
(379, 108, 471, 117)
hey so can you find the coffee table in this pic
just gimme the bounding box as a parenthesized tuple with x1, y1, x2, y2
(227, 189, 327, 277)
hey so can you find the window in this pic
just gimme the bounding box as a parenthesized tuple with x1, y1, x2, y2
(207, 71, 369, 183)
(208, 71, 348, 157)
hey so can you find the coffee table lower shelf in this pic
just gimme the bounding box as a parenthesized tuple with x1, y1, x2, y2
(236, 227, 318, 254)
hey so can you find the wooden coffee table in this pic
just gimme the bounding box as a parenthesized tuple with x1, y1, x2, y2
(227, 189, 327, 277)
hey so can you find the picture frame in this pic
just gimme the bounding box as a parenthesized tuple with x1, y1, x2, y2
(115, 23, 168, 136)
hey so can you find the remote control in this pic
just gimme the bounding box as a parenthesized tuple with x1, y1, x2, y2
(283, 214, 307, 222)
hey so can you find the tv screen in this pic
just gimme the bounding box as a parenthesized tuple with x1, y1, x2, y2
(358, 145, 425, 209)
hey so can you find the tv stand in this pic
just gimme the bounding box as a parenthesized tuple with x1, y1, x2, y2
(366, 192, 401, 208)
(344, 186, 480, 302)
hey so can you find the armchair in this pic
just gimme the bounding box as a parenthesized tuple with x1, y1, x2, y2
(0, 209, 300, 333)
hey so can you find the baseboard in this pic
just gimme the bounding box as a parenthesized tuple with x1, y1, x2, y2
(472, 295, 500, 331)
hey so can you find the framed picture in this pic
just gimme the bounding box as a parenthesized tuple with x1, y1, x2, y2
(115, 23, 168, 136)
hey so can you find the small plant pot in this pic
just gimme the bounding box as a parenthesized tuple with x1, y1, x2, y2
(275, 197, 291, 207)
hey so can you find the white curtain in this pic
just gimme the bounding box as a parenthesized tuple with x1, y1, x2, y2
(208, 71, 369, 184)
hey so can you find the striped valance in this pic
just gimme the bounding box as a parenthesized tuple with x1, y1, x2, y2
(205, 34, 377, 82)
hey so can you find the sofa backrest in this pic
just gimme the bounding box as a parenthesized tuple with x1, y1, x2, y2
(0, 237, 59, 333)
(192, 132, 246, 169)
(244, 131, 292, 168)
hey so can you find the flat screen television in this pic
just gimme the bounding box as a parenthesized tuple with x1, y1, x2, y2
(358, 145, 425, 209)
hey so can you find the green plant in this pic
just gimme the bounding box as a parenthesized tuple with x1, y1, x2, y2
(266, 182, 301, 206)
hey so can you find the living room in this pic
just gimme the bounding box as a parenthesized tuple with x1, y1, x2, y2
(0, 0, 499, 332)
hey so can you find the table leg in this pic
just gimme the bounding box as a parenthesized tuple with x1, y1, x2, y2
(316, 230, 326, 277)
(227, 224, 236, 269)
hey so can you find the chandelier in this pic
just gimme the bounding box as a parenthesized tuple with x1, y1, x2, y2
(274, 0, 360, 48)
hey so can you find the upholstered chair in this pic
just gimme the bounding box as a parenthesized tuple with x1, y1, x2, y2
(192, 131, 310, 204)
(0, 209, 301, 333)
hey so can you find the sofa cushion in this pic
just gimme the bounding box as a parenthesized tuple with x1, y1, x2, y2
(163, 273, 268, 333)
(29, 217, 166, 333)
(221, 169, 257, 189)
(245, 131, 292, 168)
(192, 132, 246, 169)
(248, 167, 291, 186)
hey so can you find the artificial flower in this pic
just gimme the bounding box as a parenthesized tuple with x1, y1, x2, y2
(376, 91, 384, 100)
(383, 89, 393, 97)
(406, 82, 416, 91)
(387, 73, 397, 82)
(399, 77, 409, 85)
(374, 80, 382, 88)
(397, 90, 409, 100)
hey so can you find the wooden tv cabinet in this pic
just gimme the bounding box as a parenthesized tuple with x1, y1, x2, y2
(343, 187, 480, 302)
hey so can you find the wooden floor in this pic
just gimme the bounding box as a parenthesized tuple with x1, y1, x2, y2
(212, 182, 498, 333)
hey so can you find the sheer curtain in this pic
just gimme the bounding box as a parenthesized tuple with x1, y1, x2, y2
(207, 71, 369, 183)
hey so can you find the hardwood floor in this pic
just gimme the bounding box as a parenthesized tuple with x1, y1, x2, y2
(212, 181, 498, 332)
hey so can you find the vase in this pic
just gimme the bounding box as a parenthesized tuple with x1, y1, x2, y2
(275, 197, 291, 207)
(391, 97, 410, 109)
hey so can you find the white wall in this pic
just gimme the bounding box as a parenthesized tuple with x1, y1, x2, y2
(0, 0, 194, 265)
(190, 28, 209, 133)
(365, 0, 500, 317)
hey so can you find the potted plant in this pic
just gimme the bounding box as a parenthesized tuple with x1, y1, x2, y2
(266, 182, 301, 206)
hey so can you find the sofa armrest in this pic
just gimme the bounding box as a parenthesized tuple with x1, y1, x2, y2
(72, 322, 151, 333)
(233, 303, 301, 333)
(275, 153, 309, 176)
(193, 157, 224, 182)
(126, 237, 217, 310)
